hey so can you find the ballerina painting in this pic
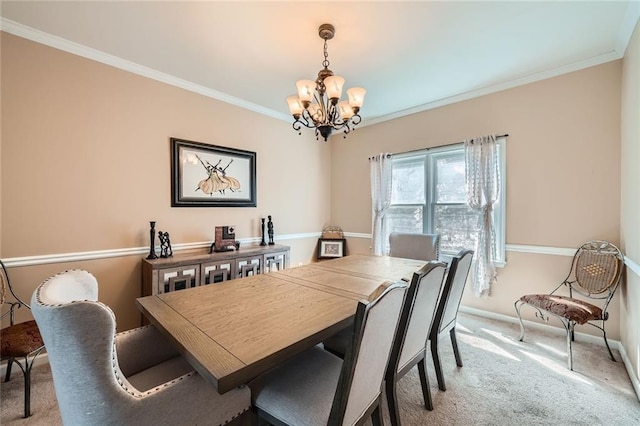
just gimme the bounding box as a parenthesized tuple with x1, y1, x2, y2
(171, 138, 256, 207)
(195, 155, 241, 195)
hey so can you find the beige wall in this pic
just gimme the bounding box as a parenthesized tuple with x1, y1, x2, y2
(620, 19, 640, 381)
(1, 33, 331, 330)
(332, 61, 623, 339)
(0, 29, 631, 350)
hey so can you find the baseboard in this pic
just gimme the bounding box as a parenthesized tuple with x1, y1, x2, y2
(618, 342, 640, 402)
(5, 310, 639, 403)
(459, 305, 640, 402)
(458, 305, 618, 345)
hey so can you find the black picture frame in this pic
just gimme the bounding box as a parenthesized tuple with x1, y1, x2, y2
(317, 238, 346, 259)
(171, 138, 257, 207)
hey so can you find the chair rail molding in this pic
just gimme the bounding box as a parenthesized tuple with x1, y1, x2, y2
(1, 232, 321, 268)
(4, 230, 637, 276)
(624, 256, 640, 278)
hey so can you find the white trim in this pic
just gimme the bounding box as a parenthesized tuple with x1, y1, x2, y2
(505, 244, 575, 257)
(459, 305, 618, 346)
(624, 256, 640, 277)
(343, 232, 371, 239)
(344, 233, 576, 256)
(459, 305, 639, 402)
(0, 18, 291, 123)
(2, 234, 633, 272)
(618, 340, 640, 402)
(616, 0, 640, 56)
(362, 51, 622, 128)
(1, 232, 321, 268)
(1, 18, 631, 131)
(8, 308, 638, 402)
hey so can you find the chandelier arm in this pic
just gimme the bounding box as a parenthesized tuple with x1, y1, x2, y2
(292, 120, 303, 135)
(294, 114, 317, 130)
(328, 116, 347, 130)
(342, 121, 352, 138)
(312, 92, 328, 125)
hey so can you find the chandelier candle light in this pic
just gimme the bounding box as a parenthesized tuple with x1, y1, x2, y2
(287, 23, 366, 141)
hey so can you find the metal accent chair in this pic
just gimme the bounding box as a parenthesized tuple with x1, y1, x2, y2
(31, 269, 251, 426)
(250, 281, 408, 426)
(514, 240, 624, 370)
(386, 261, 448, 426)
(1, 258, 45, 418)
(389, 232, 440, 261)
(428, 249, 474, 392)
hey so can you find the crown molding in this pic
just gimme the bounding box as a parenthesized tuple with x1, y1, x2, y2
(616, 0, 640, 56)
(362, 50, 623, 128)
(2, 17, 631, 132)
(0, 18, 291, 123)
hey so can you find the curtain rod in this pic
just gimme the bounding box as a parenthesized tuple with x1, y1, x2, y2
(369, 133, 509, 160)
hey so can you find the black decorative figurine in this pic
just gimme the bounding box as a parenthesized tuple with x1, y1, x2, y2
(260, 218, 267, 246)
(147, 221, 158, 259)
(159, 231, 173, 258)
(267, 215, 275, 245)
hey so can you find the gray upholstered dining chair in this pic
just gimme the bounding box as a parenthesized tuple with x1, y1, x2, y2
(31, 269, 251, 426)
(388, 232, 440, 261)
(250, 281, 408, 426)
(323, 232, 440, 357)
(1, 259, 45, 418)
(386, 261, 448, 426)
(429, 249, 474, 392)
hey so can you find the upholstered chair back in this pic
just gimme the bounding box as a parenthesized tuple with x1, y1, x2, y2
(397, 261, 447, 372)
(439, 250, 474, 331)
(330, 282, 407, 425)
(31, 270, 127, 423)
(389, 232, 440, 261)
(32, 269, 251, 426)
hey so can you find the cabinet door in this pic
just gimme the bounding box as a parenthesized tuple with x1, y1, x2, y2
(158, 265, 200, 294)
(235, 255, 262, 278)
(201, 260, 235, 285)
(264, 251, 288, 273)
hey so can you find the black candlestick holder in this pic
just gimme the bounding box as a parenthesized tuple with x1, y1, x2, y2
(147, 221, 158, 259)
(260, 218, 267, 246)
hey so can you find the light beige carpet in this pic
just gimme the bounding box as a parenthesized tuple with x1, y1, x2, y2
(2, 312, 639, 425)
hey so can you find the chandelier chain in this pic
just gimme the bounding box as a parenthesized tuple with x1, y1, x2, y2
(322, 39, 330, 69)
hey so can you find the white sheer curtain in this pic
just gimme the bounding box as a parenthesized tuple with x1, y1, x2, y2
(370, 153, 393, 255)
(465, 135, 500, 297)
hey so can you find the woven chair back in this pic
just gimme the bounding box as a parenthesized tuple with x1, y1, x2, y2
(572, 241, 623, 296)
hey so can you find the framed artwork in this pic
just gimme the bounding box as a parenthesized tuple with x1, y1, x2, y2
(171, 138, 257, 207)
(318, 238, 346, 259)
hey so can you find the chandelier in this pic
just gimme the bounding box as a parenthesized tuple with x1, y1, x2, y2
(286, 23, 366, 142)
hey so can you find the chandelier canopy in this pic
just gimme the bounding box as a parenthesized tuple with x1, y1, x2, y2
(287, 24, 366, 142)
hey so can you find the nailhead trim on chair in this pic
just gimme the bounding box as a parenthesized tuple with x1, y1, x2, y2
(36, 270, 142, 398)
(36, 269, 252, 417)
(220, 405, 250, 426)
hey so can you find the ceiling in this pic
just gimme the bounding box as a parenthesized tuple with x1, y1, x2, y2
(1, 1, 639, 126)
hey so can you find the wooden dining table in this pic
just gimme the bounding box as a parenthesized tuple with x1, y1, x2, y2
(136, 254, 427, 394)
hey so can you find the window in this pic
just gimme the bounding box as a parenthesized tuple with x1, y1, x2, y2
(386, 142, 506, 264)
